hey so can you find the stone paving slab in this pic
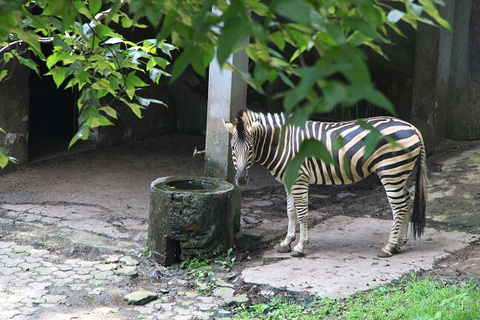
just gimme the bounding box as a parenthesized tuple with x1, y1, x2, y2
(241, 215, 476, 297)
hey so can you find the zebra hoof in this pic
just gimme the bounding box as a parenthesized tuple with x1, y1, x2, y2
(290, 250, 305, 258)
(391, 246, 401, 254)
(277, 244, 291, 253)
(377, 248, 392, 258)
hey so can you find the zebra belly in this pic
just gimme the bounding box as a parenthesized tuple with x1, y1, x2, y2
(305, 157, 374, 186)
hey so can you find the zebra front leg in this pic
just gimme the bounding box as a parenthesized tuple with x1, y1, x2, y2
(278, 190, 296, 253)
(290, 183, 309, 257)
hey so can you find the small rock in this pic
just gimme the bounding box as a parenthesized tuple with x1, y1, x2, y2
(124, 290, 158, 305)
(120, 256, 139, 266)
(213, 287, 235, 300)
(216, 309, 232, 317)
(214, 279, 233, 288)
(242, 216, 260, 225)
(225, 294, 249, 306)
(159, 287, 170, 294)
(104, 255, 120, 264)
(223, 272, 238, 280)
(260, 290, 275, 297)
(113, 266, 138, 277)
(196, 282, 209, 291)
(59, 265, 73, 271)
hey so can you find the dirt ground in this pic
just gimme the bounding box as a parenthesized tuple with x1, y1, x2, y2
(1, 134, 480, 289)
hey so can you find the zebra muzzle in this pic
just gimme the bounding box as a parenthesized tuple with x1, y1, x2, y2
(235, 170, 249, 187)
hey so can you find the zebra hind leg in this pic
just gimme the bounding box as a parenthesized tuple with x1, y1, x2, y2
(278, 190, 296, 253)
(398, 187, 413, 247)
(378, 178, 410, 258)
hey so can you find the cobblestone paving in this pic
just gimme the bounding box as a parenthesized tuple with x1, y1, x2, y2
(0, 203, 244, 320)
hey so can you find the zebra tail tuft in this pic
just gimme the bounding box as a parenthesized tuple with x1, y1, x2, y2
(411, 136, 428, 240)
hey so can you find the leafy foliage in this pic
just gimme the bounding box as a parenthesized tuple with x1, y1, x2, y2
(0, 0, 449, 169)
(0, 0, 174, 167)
(234, 275, 480, 319)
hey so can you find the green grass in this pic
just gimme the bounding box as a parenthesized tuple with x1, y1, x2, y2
(234, 275, 480, 320)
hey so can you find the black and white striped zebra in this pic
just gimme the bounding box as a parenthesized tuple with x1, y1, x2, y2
(224, 109, 428, 258)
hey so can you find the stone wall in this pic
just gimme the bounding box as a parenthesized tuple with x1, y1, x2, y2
(0, 61, 30, 171)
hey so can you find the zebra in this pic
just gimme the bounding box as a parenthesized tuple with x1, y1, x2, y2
(223, 109, 428, 258)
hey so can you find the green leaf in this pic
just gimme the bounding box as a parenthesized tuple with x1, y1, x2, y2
(285, 139, 335, 190)
(217, 17, 250, 65)
(90, 115, 114, 128)
(253, 62, 269, 84)
(120, 98, 144, 118)
(387, 10, 405, 24)
(357, 120, 383, 161)
(274, 0, 311, 24)
(91, 78, 110, 91)
(137, 96, 167, 107)
(120, 16, 132, 28)
(362, 86, 395, 115)
(125, 72, 148, 99)
(0, 70, 7, 82)
(170, 48, 193, 83)
(69, 125, 90, 149)
(347, 18, 380, 40)
(148, 68, 161, 83)
(284, 66, 322, 112)
(420, 0, 451, 30)
(14, 55, 39, 75)
(46, 51, 69, 69)
(270, 31, 286, 51)
(103, 37, 124, 45)
(0, 154, 8, 168)
(158, 41, 176, 58)
(89, 0, 102, 15)
(45, 67, 68, 88)
(323, 81, 347, 112)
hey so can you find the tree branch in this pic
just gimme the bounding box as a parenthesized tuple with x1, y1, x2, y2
(0, 37, 54, 55)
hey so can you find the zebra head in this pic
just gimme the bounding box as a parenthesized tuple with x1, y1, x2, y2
(223, 111, 259, 188)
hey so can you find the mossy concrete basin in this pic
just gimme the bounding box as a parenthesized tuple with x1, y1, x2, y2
(147, 175, 235, 266)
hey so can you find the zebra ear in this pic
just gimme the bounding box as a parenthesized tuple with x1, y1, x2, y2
(249, 121, 261, 132)
(241, 112, 249, 125)
(223, 119, 235, 134)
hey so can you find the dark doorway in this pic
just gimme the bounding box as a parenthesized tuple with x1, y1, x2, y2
(28, 47, 77, 162)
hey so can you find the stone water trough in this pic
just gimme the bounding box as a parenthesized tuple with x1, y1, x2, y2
(147, 175, 234, 266)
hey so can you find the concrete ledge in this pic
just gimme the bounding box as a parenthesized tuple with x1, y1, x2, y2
(241, 216, 475, 297)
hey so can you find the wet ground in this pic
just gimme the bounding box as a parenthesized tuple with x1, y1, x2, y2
(1, 134, 480, 319)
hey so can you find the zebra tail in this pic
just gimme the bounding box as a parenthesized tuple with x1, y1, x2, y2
(411, 133, 428, 240)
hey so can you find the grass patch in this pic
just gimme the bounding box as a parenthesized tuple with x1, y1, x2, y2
(234, 275, 480, 319)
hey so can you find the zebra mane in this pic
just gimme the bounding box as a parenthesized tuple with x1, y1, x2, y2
(241, 109, 286, 127)
(234, 109, 286, 140)
(235, 110, 247, 140)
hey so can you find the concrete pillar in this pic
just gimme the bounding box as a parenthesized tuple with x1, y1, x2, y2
(410, 0, 455, 153)
(204, 47, 248, 179)
(447, 0, 480, 140)
(204, 42, 249, 233)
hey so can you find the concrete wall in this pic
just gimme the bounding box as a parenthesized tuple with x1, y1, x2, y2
(413, 0, 480, 147)
(0, 60, 30, 171)
(410, 0, 480, 153)
(447, 0, 480, 140)
(96, 81, 177, 146)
